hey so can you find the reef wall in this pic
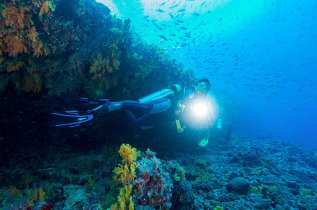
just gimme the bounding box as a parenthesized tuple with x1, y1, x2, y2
(0, 0, 195, 162)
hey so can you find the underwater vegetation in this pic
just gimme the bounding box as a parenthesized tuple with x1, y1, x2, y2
(0, 0, 194, 98)
(0, 0, 194, 165)
(0, 0, 316, 209)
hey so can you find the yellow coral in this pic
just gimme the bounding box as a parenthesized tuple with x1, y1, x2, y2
(111, 144, 139, 209)
(26, 188, 46, 208)
(9, 186, 23, 198)
(7, 61, 24, 72)
(38, 188, 45, 201)
(89, 53, 107, 74)
(118, 143, 140, 165)
(114, 164, 136, 185)
(111, 184, 134, 210)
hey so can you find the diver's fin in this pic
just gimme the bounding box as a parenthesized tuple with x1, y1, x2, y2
(52, 112, 94, 128)
(198, 133, 209, 147)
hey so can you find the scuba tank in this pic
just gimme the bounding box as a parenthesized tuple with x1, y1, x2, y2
(138, 85, 181, 103)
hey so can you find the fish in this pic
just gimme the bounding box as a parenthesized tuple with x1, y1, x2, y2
(200, 2, 206, 7)
(157, 9, 165, 13)
(169, 13, 175, 19)
(178, 9, 186, 12)
(180, 27, 187, 30)
(184, 33, 191, 38)
(170, 3, 180, 9)
(160, 35, 168, 40)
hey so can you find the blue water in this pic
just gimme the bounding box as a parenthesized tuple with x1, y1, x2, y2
(97, 0, 317, 150)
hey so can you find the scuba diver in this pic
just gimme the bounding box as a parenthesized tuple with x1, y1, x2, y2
(52, 78, 234, 146)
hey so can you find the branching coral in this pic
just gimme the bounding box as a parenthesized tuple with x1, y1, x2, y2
(27, 27, 39, 41)
(9, 186, 23, 198)
(4, 34, 27, 56)
(113, 144, 140, 185)
(114, 164, 136, 185)
(118, 143, 140, 165)
(111, 184, 134, 210)
(32, 40, 44, 57)
(7, 61, 24, 73)
(112, 144, 140, 210)
(1, 6, 30, 29)
(89, 53, 107, 75)
(39, 1, 54, 16)
(27, 187, 46, 208)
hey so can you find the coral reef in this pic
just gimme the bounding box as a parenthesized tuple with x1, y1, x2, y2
(133, 149, 173, 209)
(112, 144, 140, 209)
(0, 137, 315, 209)
(111, 144, 184, 209)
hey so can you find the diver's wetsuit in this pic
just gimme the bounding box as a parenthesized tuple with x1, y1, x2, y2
(119, 97, 174, 130)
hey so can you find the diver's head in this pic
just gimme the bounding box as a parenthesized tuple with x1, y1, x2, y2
(196, 78, 211, 94)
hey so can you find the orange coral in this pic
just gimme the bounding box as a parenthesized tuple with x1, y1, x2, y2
(39, 1, 52, 16)
(27, 27, 39, 41)
(32, 40, 44, 57)
(4, 34, 27, 56)
(1, 7, 29, 29)
(7, 61, 24, 72)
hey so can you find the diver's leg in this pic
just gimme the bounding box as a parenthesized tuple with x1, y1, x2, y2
(91, 101, 123, 117)
(122, 98, 171, 129)
(94, 100, 151, 117)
